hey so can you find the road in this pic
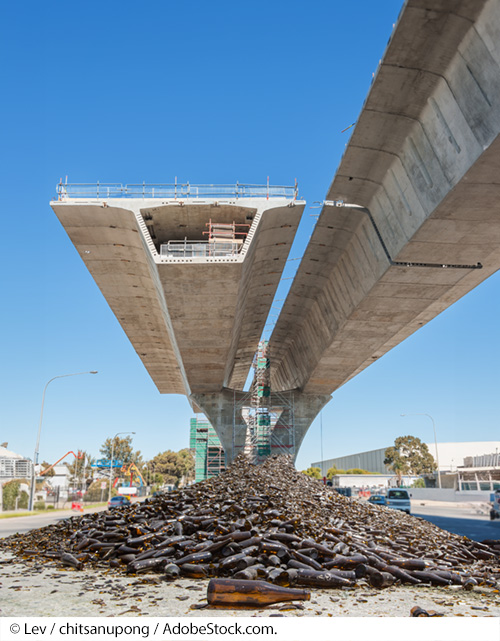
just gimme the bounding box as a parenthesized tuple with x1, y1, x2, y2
(412, 503, 499, 542)
(0, 506, 107, 538)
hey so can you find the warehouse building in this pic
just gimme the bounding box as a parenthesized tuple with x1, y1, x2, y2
(312, 441, 500, 477)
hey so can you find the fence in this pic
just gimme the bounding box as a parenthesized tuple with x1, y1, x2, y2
(55, 181, 298, 201)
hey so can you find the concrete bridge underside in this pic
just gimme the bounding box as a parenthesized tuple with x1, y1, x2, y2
(271, 0, 500, 401)
(52, 0, 500, 463)
(51, 198, 304, 397)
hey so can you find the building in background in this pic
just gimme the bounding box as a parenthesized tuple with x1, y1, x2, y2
(190, 418, 225, 483)
(0, 445, 32, 481)
(313, 441, 500, 492)
(312, 441, 500, 476)
(41, 465, 72, 503)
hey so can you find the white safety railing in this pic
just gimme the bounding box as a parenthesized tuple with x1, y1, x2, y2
(56, 181, 298, 200)
(160, 240, 241, 259)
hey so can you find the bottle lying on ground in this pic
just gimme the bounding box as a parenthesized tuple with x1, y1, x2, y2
(60, 552, 83, 570)
(163, 563, 180, 580)
(180, 563, 209, 578)
(410, 570, 451, 586)
(368, 570, 396, 588)
(293, 569, 353, 588)
(127, 557, 166, 574)
(207, 578, 310, 606)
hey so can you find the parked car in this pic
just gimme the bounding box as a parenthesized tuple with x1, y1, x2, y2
(490, 490, 500, 520)
(108, 495, 130, 509)
(386, 489, 411, 514)
(367, 494, 386, 506)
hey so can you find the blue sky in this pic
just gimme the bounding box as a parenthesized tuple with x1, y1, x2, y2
(1, 1, 498, 472)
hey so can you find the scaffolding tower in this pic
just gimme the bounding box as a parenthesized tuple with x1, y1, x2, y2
(202, 220, 250, 257)
(238, 341, 295, 464)
(251, 341, 271, 462)
(190, 417, 225, 482)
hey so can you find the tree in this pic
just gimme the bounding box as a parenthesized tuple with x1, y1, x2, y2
(150, 449, 194, 487)
(40, 461, 55, 478)
(345, 468, 373, 474)
(100, 436, 143, 469)
(384, 435, 436, 486)
(326, 466, 346, 479)
(2, 480, 20, 510)
(302, 467, 322, 479)
(66, 451, 95, 487)
(85, 479, 111, 502)
(178, 448, 195, 483)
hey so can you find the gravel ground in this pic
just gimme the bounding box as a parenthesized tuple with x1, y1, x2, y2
(1, 552, 498, 618)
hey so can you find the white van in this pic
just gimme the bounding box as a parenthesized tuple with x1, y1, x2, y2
(386, 489, 411, 514)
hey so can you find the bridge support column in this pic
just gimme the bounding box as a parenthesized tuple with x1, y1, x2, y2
(190, 388, 249, 464)
(191, 389, 331, 465)
(282, 391, 332, 459)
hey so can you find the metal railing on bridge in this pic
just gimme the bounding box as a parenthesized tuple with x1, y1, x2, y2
(160, 240, 242, 259)
(55, 181, 298, 201)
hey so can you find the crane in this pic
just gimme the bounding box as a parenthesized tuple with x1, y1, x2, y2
(40, 450, 83, 476)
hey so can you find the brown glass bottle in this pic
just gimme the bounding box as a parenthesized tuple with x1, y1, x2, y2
(463, 577, 478, 590)
(60, 553, 83, 570)
(392, 558, 429, 571)
(75, 538, 91, 551)
(234, 567, 260, 580)
(126, 557, 165, 574)
(431, 570, 462, 585)
(175, 551, 212, 565)
(411, 606, 429, 617)
(382, 564, 421, 584)
(260, 541, 289, 558)
(293, 569, 352, 588)
(368, 570, 396, 588)
(292, 551, 323, 571)
(163, 563, 181, 580)
(207, 579, 310, 606)
(410, 570, 451, 586)
(268, 533, 301, 545)
(220, 552, 253, 571)
(180, 563, 209, 578)
(266, 568, 288, 585)
(117, 545, 139, 555)
(222, 542, 242, 557)
(325, 553, 368, 569)
(287, 559, 312, 571)
(134, 549, 157, 561)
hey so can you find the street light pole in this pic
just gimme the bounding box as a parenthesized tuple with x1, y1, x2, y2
(29, 371, 98, 511)
(108, 431, 135, 503)
(401, 413, 442, 489)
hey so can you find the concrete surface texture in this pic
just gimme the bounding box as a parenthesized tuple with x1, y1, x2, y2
(270, 0, 500, 397)
(51, 197, 304, 399)
(1, 551, 498, 617)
